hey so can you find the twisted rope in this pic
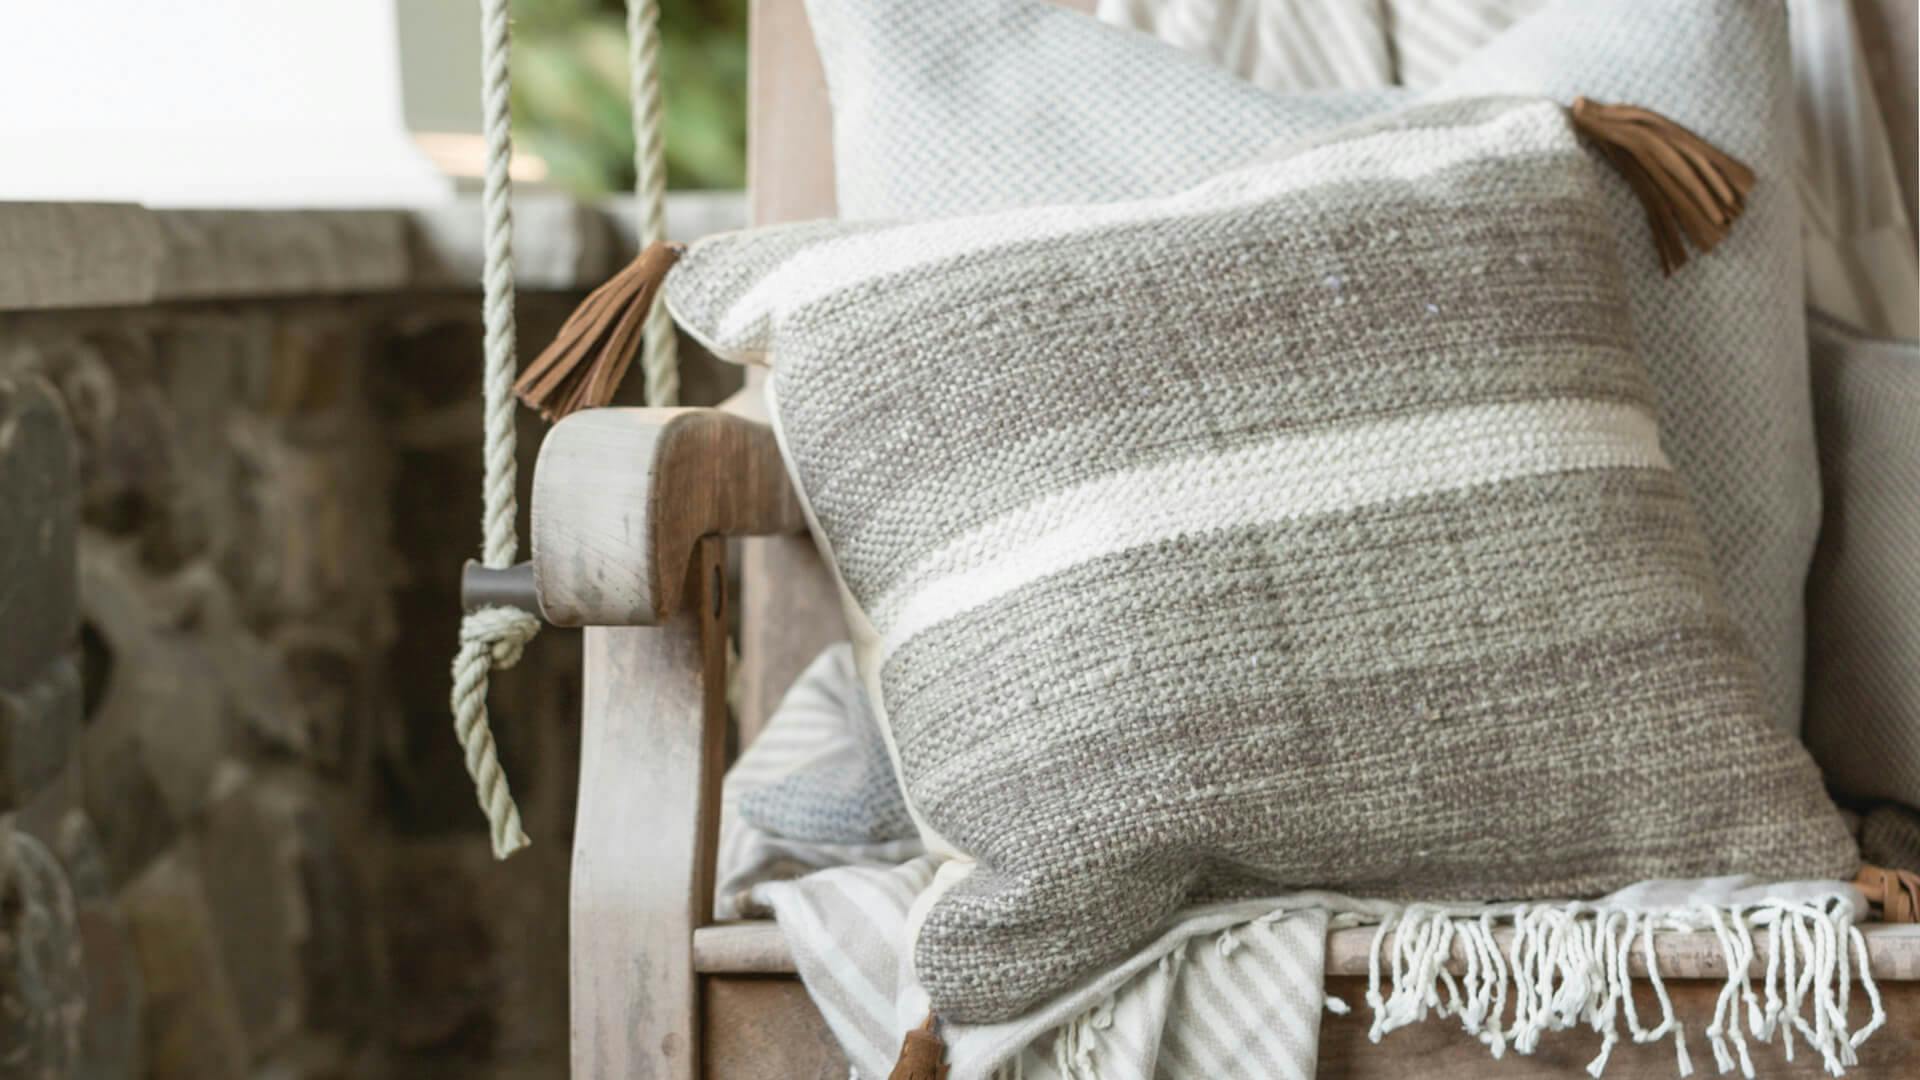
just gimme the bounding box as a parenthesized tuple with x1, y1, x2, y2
(627, 0, 678, 406)
(453, 0, 536, 860)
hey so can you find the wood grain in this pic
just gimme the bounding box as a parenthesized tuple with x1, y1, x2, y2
(689, 969, 1919, 1078)
(694, 922, 795, 975)
(747, 0, 837, 226)
(571, 539, 728, 1079)
(735, 534, 850, 746)
(1321, 976, 1920, 1079)
(739, 1, 850, 741)
(704, 978, 850, 1078)
(532, 408, 803, 627)
(1326, 923, 1920, 981)
(694, 920, 1920, 981)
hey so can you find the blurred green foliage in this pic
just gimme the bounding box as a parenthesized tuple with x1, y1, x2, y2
(511, 0, 748, 193)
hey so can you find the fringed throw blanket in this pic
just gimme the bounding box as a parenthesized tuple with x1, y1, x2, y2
(757, 858, 1332, 1080)
(721, 654, 1886, 1079)
(749, 862, 1881, 1080)
(744, 860, 1873, 1076)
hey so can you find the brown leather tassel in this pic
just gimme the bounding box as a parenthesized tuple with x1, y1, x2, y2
(888, 1013, 949, 1080)
(1854, 863, 1920, 924)
(514, 240, 685, 421)
(1568, 97, 1756, 275)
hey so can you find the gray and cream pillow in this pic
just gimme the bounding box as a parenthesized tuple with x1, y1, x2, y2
(667, 98, 1854, 1022)
(802, 0, 1818, 737)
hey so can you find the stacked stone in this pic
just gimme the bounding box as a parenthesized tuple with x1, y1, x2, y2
(0, 198, 744, 1078)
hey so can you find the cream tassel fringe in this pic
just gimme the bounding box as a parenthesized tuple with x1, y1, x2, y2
(979, 899, 1881, 1080)
(1363, 899, 1883, 1079)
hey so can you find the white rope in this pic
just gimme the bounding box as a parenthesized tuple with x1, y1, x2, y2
(627, 0, 679, 406)
(452, 0, 536, 860)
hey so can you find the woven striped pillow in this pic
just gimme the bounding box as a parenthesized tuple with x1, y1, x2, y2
(666, 97, 1854, 1023)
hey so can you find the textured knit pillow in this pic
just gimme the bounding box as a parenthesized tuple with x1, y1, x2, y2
(1803, 313, 1920, 807)
(738, 643, 916, 845)
(804, 0, 1404, 221)
(802, 0, 1818, 736)
(668, 98, 1855, 1022)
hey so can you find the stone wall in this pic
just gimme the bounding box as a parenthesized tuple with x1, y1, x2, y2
(0, 197, 742, 1078)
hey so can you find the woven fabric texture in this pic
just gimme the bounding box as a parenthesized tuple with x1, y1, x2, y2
(714, 643, 922, 920)
(791, 0, 1817, 734)
(1803, 313, 1920, 807)
(738, 643, 917, 845)
(668, 98, 1854, 1022)
(802, 0, 1403, 222)
(760, 857, 1334, 1080)
(1860, 804, 1920, 875)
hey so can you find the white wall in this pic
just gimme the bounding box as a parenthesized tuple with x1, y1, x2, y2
(2, 0, 452, 207)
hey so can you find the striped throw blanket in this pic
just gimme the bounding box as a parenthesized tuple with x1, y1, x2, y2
(723, 661, 1886, 1079)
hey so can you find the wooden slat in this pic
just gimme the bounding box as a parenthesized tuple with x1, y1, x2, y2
(695, 972, 1920, 1079)
(695, 931, 1920, 1079)
(698, 973, 1920, 1079)
(1321, 975, 1920, 1079)
(695, 920, 1920, 980)
(571, 539, 728, 1079)
(695, 922, 799, 975)
(1326, 922, 1920, 980)
(704, 978, 850, 1078)
(747, 0, 836, 226)
(740, 0, 847, 741)
(735, 533, 849, 745)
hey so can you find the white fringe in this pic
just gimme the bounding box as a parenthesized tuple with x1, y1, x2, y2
(1363, 898, 1885, 1078)
(980, 898, 1884, 1080)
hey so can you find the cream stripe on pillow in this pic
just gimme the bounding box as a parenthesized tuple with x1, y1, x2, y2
(871, 399, 1670, 654)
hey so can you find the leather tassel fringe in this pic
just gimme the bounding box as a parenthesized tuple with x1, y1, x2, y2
(888, 1013, 949, 1080)
(514, 241, 685, 421)
(1568, 96, 1756, 275)
(1855, 863, 1920, 924)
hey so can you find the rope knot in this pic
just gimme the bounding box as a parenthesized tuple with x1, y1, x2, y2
(452, 603, 540, 860)
(461, 605, 541, 668)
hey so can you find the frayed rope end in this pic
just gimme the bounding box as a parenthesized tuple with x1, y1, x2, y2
(453, 605, 540, 860)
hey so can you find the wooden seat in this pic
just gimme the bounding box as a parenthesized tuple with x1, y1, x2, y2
(528, 2, 1920, 1075)
(532, 395, 1920, 1079)
(686, 922, 1920, 1077)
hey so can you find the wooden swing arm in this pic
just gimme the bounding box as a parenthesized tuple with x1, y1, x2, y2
(531, 403, 807, 627)
(531, 400, 812, 1078)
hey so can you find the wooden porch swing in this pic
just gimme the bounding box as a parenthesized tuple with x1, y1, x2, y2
(455, 1, 1920, 1076)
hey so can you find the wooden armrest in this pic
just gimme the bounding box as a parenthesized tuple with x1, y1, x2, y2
(532, 406, 806, 626)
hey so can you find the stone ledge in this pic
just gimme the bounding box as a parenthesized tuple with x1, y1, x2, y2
(0, 191, 748, 312)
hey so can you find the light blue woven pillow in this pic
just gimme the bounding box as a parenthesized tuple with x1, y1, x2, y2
(801, 0, 1816, 735)
(739, 644, 916, 845)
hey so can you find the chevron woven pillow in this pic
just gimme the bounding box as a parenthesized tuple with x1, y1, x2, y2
(665, 97, 1854, 1023)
